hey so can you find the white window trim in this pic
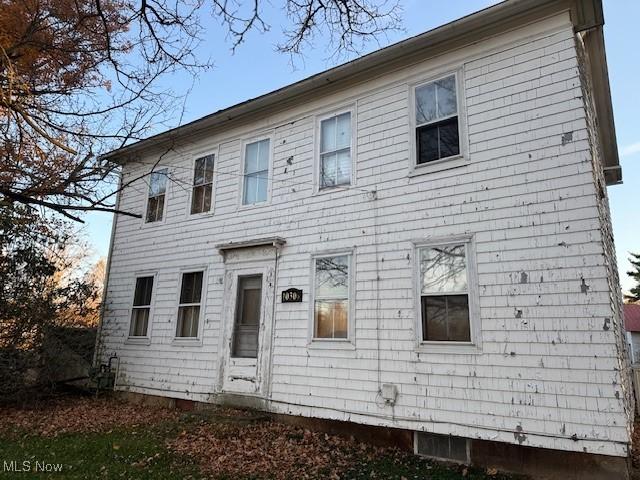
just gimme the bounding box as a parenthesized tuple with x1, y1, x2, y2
(172, 266, 208, 346)
(412, 235, 482, 354)
(125, 271, 158, 345)
(408, 68, 469, 177)
(238, 133, 273, 209)
(187, 147, 219, 218)
(142, 166, 170, 226)
(307, 249, 356, 347)
(313, 105, 357, 195)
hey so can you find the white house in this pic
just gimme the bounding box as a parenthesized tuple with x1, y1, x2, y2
(97, 0, 633, 477)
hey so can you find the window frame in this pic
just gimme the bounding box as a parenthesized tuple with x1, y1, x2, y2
(413, 236, 481, 354)
(314, 106, 356, 192)
(126, 272, 157, 344)
(308, 249, 356, 345)
(238, 134, 273, 208)
(408, 69, 468, 176)
(187, 148, 218, 217)
(172, 267, 208, 345)
(143, 167, 170, 224)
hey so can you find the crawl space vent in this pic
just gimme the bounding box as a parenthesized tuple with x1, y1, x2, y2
(415, 432, 469, 463)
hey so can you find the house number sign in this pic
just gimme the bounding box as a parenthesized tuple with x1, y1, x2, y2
(281, 288, 303, 303)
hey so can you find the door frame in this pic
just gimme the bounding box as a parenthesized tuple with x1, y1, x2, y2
(216, 248, 277, 397)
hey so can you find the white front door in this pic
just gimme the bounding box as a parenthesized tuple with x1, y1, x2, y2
(219, 248, 276, 396)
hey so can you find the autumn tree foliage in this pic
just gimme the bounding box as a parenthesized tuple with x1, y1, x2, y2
(0, 0, 399, 400)
(0, 0, 400, 220)
(0, 203, 102, 402)
(0, 0, 207, 220)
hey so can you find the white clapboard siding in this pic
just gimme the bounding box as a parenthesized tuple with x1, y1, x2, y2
(98, 11, 632, 457)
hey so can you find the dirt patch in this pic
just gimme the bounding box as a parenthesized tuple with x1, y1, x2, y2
(0, 395, 179, 437)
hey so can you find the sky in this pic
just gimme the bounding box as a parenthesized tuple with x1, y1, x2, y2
(82, 0, 639, 294)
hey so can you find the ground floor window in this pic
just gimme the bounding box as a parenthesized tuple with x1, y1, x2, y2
(313, 254, 350, 339)
(129, 276, 154, 337)
(419, 243, 470, 342)
(176, 271, 204, 338)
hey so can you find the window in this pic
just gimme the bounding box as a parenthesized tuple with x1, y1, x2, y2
(313, 255, 349, 339)
(419, 244, 470, 342)
(242, 139, 269, 205)
(191, 154, 214, 214)
(320, 112, 351, 188)
(232, 275, 263, 358)
(176, 271, 204, 338)
(129, 276, 154, 337)
(415, 74, 460, 164)
(146, 168, 168, 222)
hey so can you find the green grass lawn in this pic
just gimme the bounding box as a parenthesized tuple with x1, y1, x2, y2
(0, 425, 201, 479)
(0, 398, 519, 480)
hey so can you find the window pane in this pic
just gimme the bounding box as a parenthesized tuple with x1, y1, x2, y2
(191, 185, 204, 214)
(421, 295, 470, 342)
(130, 308, 149, 337)
(320, 152, 336, 188)
(194, 157, 206, 185)
(133, 276, 154, 306)
(243, 173, 258, 204)
(180, 272, 203, 304)
(177, 305, 199, 337)
(315, 256, 349, 299)
(257, 139, 270, 172)
(193, 154, 214, 186)
(146, 196, 156, 223)
(416, 124, 439, 164)
(146, 194, 164, 222)
(415, 82, 437, 124)
(447, 295, 470, 341)
(191, 183, 212, 214)
(422, 296, 447, 341)
(320, 117, 337, 153)
(203, 184, 212, 212)
(336, 149, 351, 186)
(245, 141, 260, 173)
(335, 112, 351, 149)
(314, 300, 348, 339)
(438, 117, 460, 158)
(436, 75, 457, 118)
(420, 245, 467, 294)
(205, 155, 215, 183)
(149, 169, 168, 196)
(256, 172, 268, 203)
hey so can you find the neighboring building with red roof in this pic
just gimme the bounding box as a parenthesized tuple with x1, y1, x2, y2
(624, 304, 640, 363)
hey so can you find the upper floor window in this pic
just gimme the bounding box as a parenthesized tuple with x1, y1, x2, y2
(146, 168, 168, 223)
(415, 74, 460, 164)
(129, 276, 154, 337)
(320, 112, 351, 188)
(419, 244, 470, 342)
(313, 255, 350, 339)
(176, 271, 204, 338)
(242, 139, 270, 205)
(191, 154, 214, 214)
